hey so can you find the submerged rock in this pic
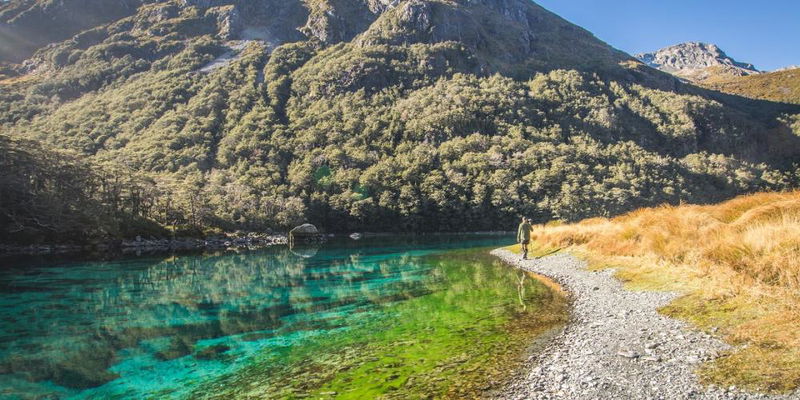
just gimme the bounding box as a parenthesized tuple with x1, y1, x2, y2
(195, 344, 232, 360)
(156, 338, 193, 361)
(0, 347, 120, 390)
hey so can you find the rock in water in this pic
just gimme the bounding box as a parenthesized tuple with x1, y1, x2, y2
(290, 223, 319, 235)
(289, 223, 321, 244)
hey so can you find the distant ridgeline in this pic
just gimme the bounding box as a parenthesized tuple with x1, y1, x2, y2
(636, 42, 800, 105)
(1, 0, 799, 243)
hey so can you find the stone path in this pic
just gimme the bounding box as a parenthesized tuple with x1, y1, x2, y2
(491, 249, 799, 400)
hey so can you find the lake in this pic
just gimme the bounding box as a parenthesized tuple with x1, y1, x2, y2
(0, 235, 567, 399)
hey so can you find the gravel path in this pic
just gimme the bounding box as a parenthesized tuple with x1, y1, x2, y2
(491, 249, 800, 400)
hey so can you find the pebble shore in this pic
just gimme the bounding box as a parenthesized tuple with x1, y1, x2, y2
(491, 249, 800, 400)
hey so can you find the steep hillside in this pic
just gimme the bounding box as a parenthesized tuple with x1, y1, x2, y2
(703, 67, 800, 105)
(0, 0, 147, 62)
(1, 0, 799, 243)
(636, 42, 760, 83)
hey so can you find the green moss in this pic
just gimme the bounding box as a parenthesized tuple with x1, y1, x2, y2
(660, 294, 758, 339)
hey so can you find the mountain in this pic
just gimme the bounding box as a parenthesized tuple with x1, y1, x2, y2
(0, 0, 147, 63)
(775, 65, 800, 72)
(636, 42, 760, 83)
(0, 0, 636, 75)
(635, 42, 799, 104)
(1, 0, 799, 244)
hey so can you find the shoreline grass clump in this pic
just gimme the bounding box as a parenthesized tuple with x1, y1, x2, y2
(525, 191, 800, 393)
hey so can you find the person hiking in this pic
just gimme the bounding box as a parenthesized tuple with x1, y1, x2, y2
(517, 217, 533, 260)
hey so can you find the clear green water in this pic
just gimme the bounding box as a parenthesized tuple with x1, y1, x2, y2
(0, 235, 566, 399)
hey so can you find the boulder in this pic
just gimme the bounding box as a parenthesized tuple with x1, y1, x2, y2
(289, 223, 322, 245)
(290, 223, 319, 235)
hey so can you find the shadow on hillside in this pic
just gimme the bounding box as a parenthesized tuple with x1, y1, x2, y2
(610, 63, 800, 166)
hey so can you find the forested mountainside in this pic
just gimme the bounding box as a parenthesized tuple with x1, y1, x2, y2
(1, 0, 799, 244)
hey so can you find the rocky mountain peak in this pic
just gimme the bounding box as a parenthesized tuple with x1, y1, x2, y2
(354, 0, 632, 74)
(1, 0, 633, 77)
(635, 41, 760, 82)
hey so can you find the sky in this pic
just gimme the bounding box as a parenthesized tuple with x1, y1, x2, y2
(535, 0, 800, 71)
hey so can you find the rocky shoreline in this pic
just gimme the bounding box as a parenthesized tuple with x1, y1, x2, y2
(490, 249, 800, 400)
(0, 233, 288, 256)
(0, 231, 515, 257)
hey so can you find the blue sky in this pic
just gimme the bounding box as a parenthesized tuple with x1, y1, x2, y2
(535, 0, 800, 71)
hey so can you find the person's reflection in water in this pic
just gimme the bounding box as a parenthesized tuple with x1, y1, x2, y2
(516, 271, 528, 311)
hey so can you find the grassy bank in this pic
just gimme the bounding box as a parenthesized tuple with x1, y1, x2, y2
(517, 191, 800, 393)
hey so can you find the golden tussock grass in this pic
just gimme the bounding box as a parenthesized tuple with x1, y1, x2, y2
(528, 191, 800, 392)
(0, 74, 38, 86)
(702, 67, 800, 105)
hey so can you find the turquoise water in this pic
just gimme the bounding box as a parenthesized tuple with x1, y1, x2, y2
(0, 235, 560, 399)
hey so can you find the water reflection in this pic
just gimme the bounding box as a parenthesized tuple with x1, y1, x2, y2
(0, 235, 514, 399)
(516, 271, 529, 311)
(289, 243, 320, 259)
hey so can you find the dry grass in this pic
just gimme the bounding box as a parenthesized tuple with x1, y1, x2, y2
(0, 73, 38, 86)
(528, 191, 800, 392)
(702, 67, 800, 105)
